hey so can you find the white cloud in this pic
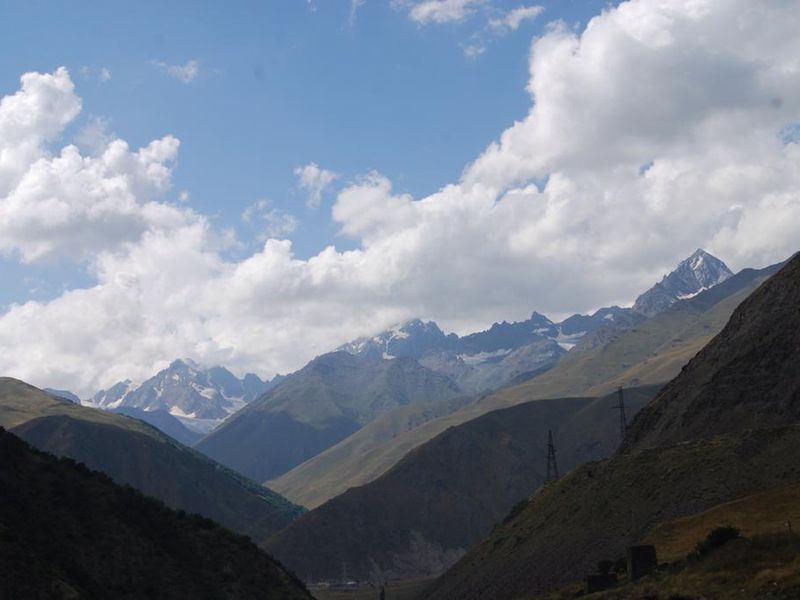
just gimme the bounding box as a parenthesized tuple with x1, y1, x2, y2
(294, 162, 339, 208)
(350, 0, 366, 24)
(151, 59, 200, 84)
(0, 67, 188, 263)
(396, 0, 486, 25)
(463, 43, 486, 58)
(2, 0, 800, 397)
(489, 5, 544, 32)
(241, 199, 298, 239)
(79, 65, 112, 83)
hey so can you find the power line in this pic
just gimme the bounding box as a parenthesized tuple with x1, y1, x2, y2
(613, 386, 628, 447)
(546, 429, 559, 483)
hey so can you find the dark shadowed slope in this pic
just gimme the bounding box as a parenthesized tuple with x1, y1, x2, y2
(197, 351, 462, 482)
(0, 378, 302, 542)
(265, 385, 661, 582)
(421, 253, 800, 600)
(0, 428, 312, 600)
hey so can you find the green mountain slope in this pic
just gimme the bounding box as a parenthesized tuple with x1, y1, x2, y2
(0, 378, 302, 542)
(0, 427, 312, 600)
(265, 385, 661, 582)
(271, 262, 781, 509)
(420, 253, 800, 600)
(197, 352, 462, 483)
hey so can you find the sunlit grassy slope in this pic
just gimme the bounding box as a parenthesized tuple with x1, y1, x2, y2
(642, 483, 800, 562)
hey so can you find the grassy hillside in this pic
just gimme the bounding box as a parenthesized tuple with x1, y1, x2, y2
(642, 482, 800, 562)
(420, 254, 799, 599)
(265, 386, 660, 582)
(197, 352, 462, 483)
(0, 427, 312, 600)
(271, 263, 779, 508)
(0, 378, 302, 542)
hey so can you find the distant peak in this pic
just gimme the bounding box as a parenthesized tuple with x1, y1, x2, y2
(170, 357, 199, 370)
(633, 249, 733, 317)
(529, 311, 554, 324)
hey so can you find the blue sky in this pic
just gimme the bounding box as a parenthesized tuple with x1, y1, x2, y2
(0, 0, 611, 308)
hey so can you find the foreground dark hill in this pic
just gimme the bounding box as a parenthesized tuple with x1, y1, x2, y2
(271, 260, 781, 509)
(421, 253, 800, 600)
(265, 385, 661, 582)
(0, 428, 312, 600)
(628, 252, 800, 448)
(197, 352, 462, 482)
(0, 378, 302, 542)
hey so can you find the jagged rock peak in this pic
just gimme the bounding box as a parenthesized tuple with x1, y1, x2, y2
(633, 249, 733, 317)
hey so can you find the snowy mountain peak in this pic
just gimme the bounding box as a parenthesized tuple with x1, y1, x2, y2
(91, 361, 280, 425)
(337, 319, 451, 359)
(633, 249, 733, 317)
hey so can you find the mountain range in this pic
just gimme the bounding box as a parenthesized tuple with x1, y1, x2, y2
(270, 256, 779, 509)
(66, 249, 728, 462)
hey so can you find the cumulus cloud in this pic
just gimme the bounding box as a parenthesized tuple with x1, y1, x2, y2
(395, 0, 486, 25)
(0, 68, 190, 264)
(294, 162, 339, 208)
(1, 0, 800, 396)
(151, 59, 200, 83)
(489, 5, 544, 32)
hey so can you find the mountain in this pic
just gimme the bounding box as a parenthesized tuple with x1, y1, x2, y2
(109, 406, 203, 445)
(341, 308, 640, 361)
(196, 352, 463, 483)
(264, 385, 661, 582)
(270, 260, 781, 509)
(632, 248, 733, 316)
(43, 387, 80, 402)
(0, 427, 312, 600)
(91, 359, 280, 426)
(0, 378, 302, 542)
(421, 252, 800, 600)
(338, 310, 642, 396)
(338, 319, 459, 359)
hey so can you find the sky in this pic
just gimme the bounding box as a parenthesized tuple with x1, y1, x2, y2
(1, 0, 799, 396)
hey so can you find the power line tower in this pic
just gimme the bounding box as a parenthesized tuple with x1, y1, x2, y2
(545, 429, 559, 483)
(614, 386, 628, 447)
